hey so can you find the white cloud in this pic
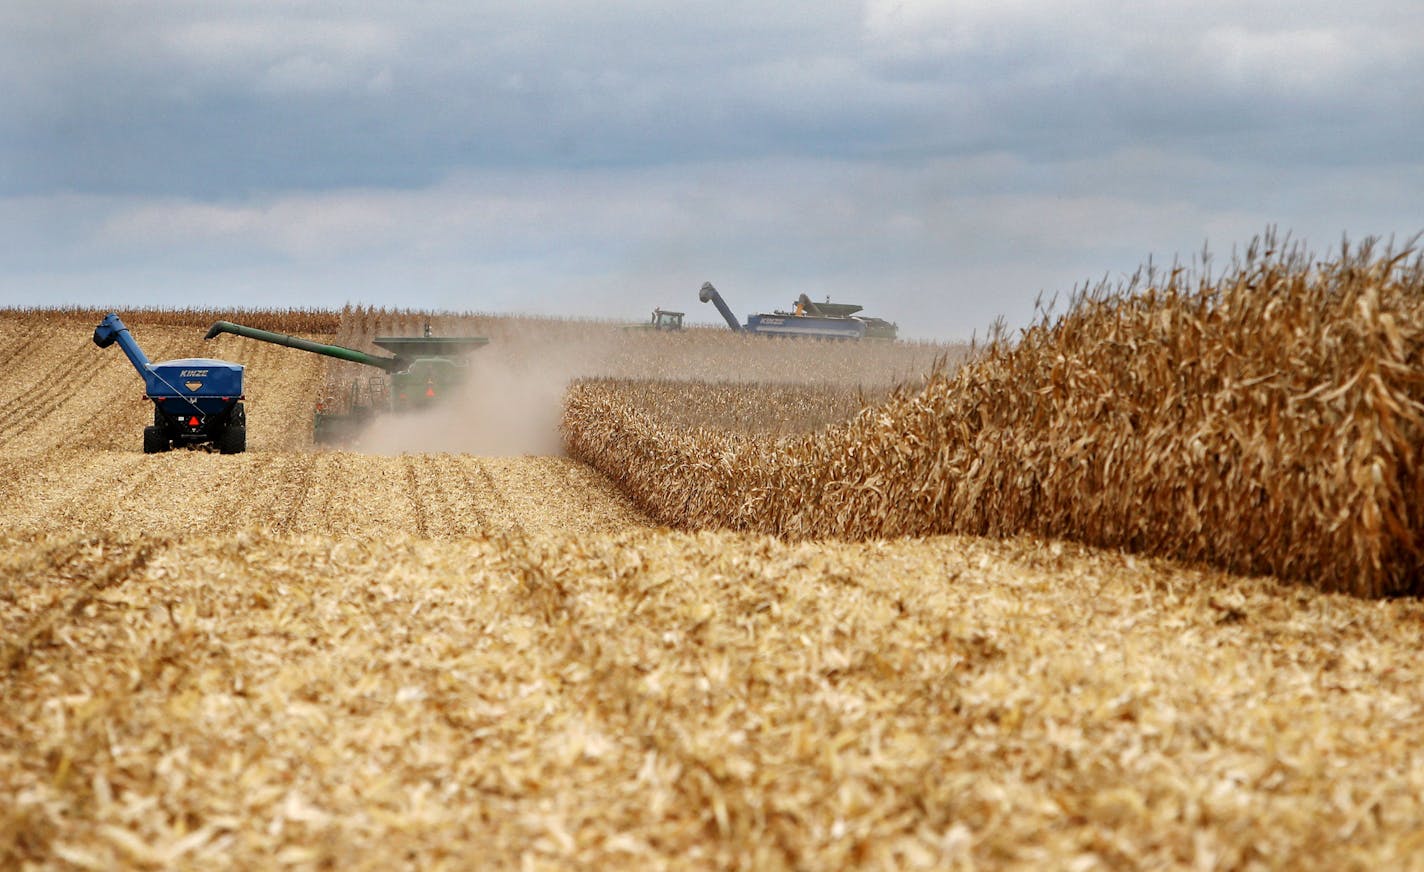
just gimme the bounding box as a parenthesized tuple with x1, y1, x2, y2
(860, 0, 1423, 98)
(163, 17, 395, 65)
(862, 0, 1062, 55)
(1200, 26, 1358, 91)
(10, 148, 1421, 338)
(161, 16, 398, 96)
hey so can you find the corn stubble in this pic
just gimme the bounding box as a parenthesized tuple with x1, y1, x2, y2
(5, 530, 1424, 870)
(566, 235, 1424, 597)
(5, 269, 1424, 870)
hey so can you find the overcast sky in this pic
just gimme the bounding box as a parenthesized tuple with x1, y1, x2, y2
(2, 1, 1420, 339)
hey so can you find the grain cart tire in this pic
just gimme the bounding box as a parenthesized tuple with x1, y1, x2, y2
(143, 426, 170, 454)
(219, 402, 247, 454)
(218, 424, 246, 455)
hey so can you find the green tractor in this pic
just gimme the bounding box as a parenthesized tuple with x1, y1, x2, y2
(205, 320, 489, 444)
(624, 308, 685, 332)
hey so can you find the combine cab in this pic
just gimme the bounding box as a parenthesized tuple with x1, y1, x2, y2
(698, 283, 897, 341)
(93, 313, 247, 454)
(205, 320, 489, 445)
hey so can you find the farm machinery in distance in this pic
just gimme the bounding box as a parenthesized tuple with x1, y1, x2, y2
(93, 313, 247, 454)
(205, 320, 489, 444)
(699, 282, 898, 340)
(623, 308, 685, 332)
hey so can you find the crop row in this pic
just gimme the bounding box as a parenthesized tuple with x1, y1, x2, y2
(5, 305, 341, 334)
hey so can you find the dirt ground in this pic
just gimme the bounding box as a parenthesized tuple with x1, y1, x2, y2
(2, 313, 1422, 870)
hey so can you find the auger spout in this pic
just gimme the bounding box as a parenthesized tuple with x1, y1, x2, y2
(699, 282, 741, 332)
(93, 313, 155, 388)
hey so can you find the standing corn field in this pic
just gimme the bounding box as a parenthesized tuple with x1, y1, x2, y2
(565, 235, 1424, 597)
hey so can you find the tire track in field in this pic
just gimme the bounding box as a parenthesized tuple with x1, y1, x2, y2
(282, 452, 422, 538)
(543, 456, 653, 535)
(5, 370, 155, 455)
(0, 320, 126, 447)
(0, 378, 76, 449)
(469, 460, 524, 537)
(402, 454, 431, 539)
(477, 456, 653, 538)
(0, 452, 133, 535)
(0, 321, 56, 382)
(67, 455, 174, 532)
(101, 452, 303, 537)
(408, 454, 505, 539)
(437, 455, 497, 536)
(271, 451, 319, 534)
(401, 453, 489, 539)
(0, 330, 92, 451)
(0, 452, 174, 537)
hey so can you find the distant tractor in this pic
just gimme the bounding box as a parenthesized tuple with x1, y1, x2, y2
(625, 308, 686, 332)
(698, 282, 898, 340)
(205, 320, 489, 444)
(93, 313, 247, 454)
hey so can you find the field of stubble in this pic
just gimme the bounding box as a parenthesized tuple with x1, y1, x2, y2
(2, 311, 1422, 871)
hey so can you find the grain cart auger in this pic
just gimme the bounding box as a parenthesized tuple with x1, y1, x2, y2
(204, 320, 490, 444)
(93, 313, 247, 454)
(698, 282, 870, 340)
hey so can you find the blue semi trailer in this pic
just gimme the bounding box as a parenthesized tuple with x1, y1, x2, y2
(93, 313, 247, 454)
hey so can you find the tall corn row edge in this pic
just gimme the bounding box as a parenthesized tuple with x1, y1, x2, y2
(0, 305, 341, 333)
(564, 233, 1424, 597)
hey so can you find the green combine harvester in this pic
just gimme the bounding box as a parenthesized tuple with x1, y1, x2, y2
(205, 320, 489, 444)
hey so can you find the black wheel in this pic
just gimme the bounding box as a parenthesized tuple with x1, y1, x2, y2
(218, 425, 246, 454)
(218, 402, 247, 454)
(143, 426, 170, 454)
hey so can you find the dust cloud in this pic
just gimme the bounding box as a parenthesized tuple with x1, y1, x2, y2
(355, 331, 624, 457)
(343, 317, 960, 457)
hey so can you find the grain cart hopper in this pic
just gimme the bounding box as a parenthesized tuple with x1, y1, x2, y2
(92, 313, 246, 454)
(204, 320, 489, 444)
(795, 294, 899, 340)
(698, 282, 897, 340)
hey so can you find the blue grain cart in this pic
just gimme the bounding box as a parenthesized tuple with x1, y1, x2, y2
(93, 313, 247, 454)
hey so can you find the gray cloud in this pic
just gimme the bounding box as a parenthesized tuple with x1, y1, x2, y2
(2, 1, 1421, 338)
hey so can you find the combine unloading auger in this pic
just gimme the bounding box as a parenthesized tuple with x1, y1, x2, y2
(205, 321, 410, 372)
(205, 320, 489, 444)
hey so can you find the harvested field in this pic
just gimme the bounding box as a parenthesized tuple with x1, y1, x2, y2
(3, 301, 1424, 870)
